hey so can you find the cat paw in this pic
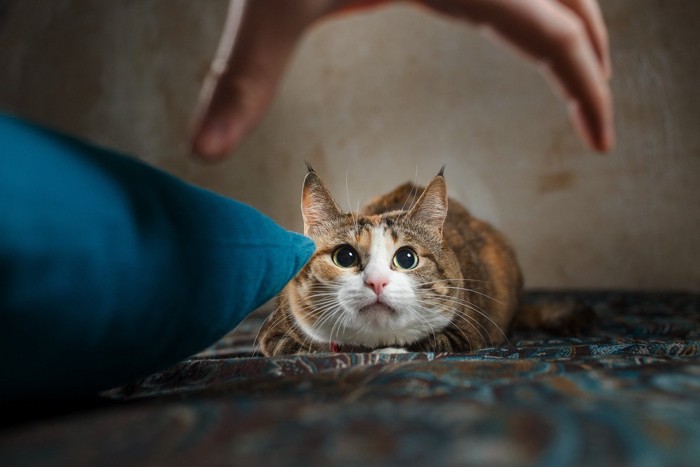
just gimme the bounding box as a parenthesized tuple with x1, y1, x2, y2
(371, 347, 408, 354)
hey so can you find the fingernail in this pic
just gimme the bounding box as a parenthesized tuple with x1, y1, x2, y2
(568, 102, 596, 151)
(602, 120, 616, 152)
(194, 116, 229, 159)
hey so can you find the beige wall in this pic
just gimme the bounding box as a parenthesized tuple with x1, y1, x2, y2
(1, 1, 698, 290)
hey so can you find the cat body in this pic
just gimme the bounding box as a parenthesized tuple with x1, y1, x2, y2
(259, 167, 523, 356)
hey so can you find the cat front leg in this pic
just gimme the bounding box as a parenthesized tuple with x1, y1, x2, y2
(406, 328, 477, 353)
(259, 308, 326, 356)
(260, 332, 307, 356)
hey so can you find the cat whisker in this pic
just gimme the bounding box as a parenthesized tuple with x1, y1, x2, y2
(398, 168, 419, 215)
(308, 304, 341, 326)
(311, 303, 344, 337)
(398, 184, 420, 225)
(259, 308, 310, 356)
(281, 296, 343, 349)
(448, 309, 492, 348)
(423, 293, 510, 346)
(345, 168, 359, 234)
(437, 287, 506, 306)
(421, 298, 489, 348)
(331, 310, 349, 348)
(285, 319, 316, 354)
(415, 280, 505, 306)
(252, 301, 289, 356)
(326, 306, 342, 347)
(339, 310, 353, 346)
(326, 307, 349, 349)
(306, 286, 342, 293)
(300, 303, 344, 351)
(416, 278, 496, 286)
(304, 295, 342, 305)
(409, 304, 439, 350)
(304, 298, 343, 313)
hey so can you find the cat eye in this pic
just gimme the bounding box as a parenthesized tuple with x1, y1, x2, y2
(393, 247, 419, 270)
(332, 245, 359, 268)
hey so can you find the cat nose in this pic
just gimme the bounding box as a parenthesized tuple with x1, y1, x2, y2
(365, 277, 389, 295)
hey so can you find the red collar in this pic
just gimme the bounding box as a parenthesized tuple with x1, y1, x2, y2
(330, 342, 341, 353)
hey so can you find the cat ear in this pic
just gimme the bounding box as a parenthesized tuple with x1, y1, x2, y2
(408, 171, 448, 237)
(301, 166, 342, 237)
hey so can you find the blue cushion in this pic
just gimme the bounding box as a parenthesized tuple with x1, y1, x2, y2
(0, 114, 314, 400)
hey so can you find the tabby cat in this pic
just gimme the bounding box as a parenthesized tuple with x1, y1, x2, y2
(259, 166, 522, 356)
(260, 165, 525, 356)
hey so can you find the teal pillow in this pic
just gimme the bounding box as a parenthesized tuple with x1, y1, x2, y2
(0, 114, 314, 400)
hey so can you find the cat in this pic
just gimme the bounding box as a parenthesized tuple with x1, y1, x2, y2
(259, 164, 566, 356)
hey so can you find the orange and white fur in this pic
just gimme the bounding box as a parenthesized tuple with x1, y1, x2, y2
(260, 165, 560, 356)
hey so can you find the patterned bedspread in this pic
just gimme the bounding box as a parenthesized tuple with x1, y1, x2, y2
(2, 291, 699, 466)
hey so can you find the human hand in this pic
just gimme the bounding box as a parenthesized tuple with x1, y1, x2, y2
(190, 0, 614, 161)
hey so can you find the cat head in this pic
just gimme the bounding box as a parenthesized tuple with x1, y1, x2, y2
(287, 165, 464, 349)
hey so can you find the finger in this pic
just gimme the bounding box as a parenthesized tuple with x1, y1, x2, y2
(537, 3, 615, 151)
(420, 0, 614, 152)
(190, 1, 314, 161)
(544, 18, 615, 152)
(190, 0, 248, 160)
(558, 0, 611, 79)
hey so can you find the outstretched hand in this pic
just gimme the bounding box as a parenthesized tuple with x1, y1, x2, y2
(190, 0, 614, 161)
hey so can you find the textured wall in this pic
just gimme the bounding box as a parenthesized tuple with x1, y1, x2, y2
(1, 1, 698, 290)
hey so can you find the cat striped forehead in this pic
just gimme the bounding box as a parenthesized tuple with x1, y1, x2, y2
(353, 215, 401, 241)
(314, 211, 441, 252)
(302, 167, 448, 245)
(310, 213, 396, 247)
